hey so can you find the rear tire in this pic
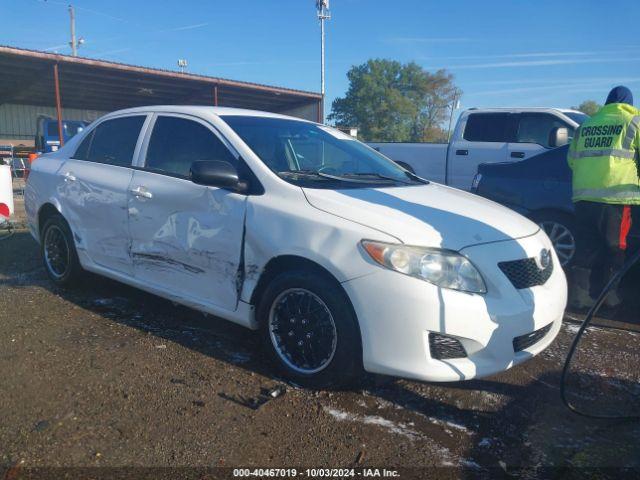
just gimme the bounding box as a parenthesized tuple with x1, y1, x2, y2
(40, 214, 83, 287)
(530, 211, 577, 268)
(257, 270, 362, 389)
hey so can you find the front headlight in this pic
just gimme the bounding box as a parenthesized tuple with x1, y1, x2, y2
(361, 240, 487, 294)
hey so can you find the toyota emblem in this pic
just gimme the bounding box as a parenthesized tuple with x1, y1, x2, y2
(539, 249, 551, 269)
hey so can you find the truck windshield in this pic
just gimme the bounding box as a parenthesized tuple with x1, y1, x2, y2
(564, 112, 589, 125)
(221, 116, 424, 187)
(46, 122, 86, 138)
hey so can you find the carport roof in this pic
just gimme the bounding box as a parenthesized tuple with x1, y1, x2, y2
(0, 45, 322, 113)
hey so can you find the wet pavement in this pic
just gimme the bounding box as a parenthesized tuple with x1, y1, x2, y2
(1, 229, 639, 479)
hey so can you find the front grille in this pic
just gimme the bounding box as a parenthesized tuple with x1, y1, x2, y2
(513, 323, 552, 352)
(429, 333, 467, 360)
(498, 256, 553, 289)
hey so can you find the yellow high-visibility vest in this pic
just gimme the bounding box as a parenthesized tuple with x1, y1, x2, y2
(568, 102, 640, 205)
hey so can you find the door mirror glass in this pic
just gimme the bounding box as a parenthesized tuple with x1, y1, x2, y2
(549, 127, 569, 148)
(190, 160, 245, 191)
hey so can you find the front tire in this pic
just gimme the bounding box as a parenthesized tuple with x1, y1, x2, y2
(257, 270, 362, 388)
(40, 214, 83, 286)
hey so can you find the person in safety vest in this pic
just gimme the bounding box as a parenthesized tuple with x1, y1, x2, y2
(568, 85, 640, 308)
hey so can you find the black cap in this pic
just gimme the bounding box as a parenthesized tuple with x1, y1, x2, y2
(605, 86, 633, 106)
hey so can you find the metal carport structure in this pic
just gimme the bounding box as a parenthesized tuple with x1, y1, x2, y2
(0, 45, 323, 147)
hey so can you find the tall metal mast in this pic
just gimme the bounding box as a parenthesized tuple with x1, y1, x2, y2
(316, 1, 331, 105)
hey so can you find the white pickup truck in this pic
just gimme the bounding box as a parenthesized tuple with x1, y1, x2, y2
(369, 107, 589, 190)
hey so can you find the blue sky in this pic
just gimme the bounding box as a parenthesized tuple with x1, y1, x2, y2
(3, 0, 640, 121)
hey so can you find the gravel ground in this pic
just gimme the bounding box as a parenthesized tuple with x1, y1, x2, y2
(1, 209, 640, 478)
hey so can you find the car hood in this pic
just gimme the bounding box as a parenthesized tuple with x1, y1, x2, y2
(303, 183, 540, 250)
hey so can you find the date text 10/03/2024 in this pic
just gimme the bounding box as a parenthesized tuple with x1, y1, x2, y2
(232, 468, 401, 477)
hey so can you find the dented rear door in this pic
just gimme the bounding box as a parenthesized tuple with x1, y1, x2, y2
(60, 114, 148, 276)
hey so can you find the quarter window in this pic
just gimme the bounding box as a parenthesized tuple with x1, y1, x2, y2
(74, 116, 145, 166)
(145, 116, 236, 177)
(463, 113, 513, 142)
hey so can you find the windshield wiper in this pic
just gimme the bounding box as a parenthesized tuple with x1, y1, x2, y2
(278, 170, 424, 185)
(278, 170, 375, 184)
(342, 172, 420, 185)
(316, 171, 386, 183)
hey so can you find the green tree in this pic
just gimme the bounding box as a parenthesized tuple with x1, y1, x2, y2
(328, 59, 460, 142)
(571, 100, 601, 116)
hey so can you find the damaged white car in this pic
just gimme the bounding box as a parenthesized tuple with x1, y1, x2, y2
(25, 106, 567, 387)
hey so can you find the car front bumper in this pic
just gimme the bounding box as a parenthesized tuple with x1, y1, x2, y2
(342, 229, 567, 382)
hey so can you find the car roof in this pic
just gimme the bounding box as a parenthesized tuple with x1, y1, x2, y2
(104, 105, 312, 122)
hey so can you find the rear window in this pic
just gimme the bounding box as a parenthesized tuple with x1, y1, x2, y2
(463, 113, 512, 142)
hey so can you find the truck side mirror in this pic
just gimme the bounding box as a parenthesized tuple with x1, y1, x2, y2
(549, 127, 569, 148)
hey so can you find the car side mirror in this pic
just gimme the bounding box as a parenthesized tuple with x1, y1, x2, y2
(190, 160, 247, 192)
(549, 127, 569, 148)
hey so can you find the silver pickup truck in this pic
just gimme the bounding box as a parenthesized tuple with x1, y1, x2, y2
(369, 107, 588, 190)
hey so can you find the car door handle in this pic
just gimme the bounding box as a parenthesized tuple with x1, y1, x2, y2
(130, 186, 153, 199)
(456, 149, 468, 156)
(511, 151, 525, 158)
(63, 172, 76, 182)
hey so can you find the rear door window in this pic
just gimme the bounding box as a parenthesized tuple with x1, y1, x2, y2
(463, 113, 513, 142)
(516, 113, 573, 148)
(73, 131, 93, 160)
(144, 116, 237, 178)
(78, 116, 145, 167)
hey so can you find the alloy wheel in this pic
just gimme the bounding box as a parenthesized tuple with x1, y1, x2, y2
(268, 288, 338, 375)
(539, 220, 576, 267)
(44, 224, 70, 279)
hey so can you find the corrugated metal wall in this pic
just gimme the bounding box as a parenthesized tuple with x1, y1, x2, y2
(0, 101, 319, 143)
(0, 103, 108, 140)
(280, 102, 320, 122)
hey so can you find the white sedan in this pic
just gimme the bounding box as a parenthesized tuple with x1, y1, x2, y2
(25, 106, 567, 387)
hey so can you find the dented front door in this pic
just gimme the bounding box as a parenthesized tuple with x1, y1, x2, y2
(127, 170, 247, 311)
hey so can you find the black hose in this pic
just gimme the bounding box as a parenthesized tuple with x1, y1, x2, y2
(560, 247, 640, 419)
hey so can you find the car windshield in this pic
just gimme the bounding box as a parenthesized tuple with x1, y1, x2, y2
(564, 112, 589, 125)
(221, 115, 424, 188)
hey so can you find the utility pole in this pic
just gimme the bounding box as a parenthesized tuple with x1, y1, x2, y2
(316, 1, 330, 120)
(68, 4, 84, 56)
(69, 4, 77, 56)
